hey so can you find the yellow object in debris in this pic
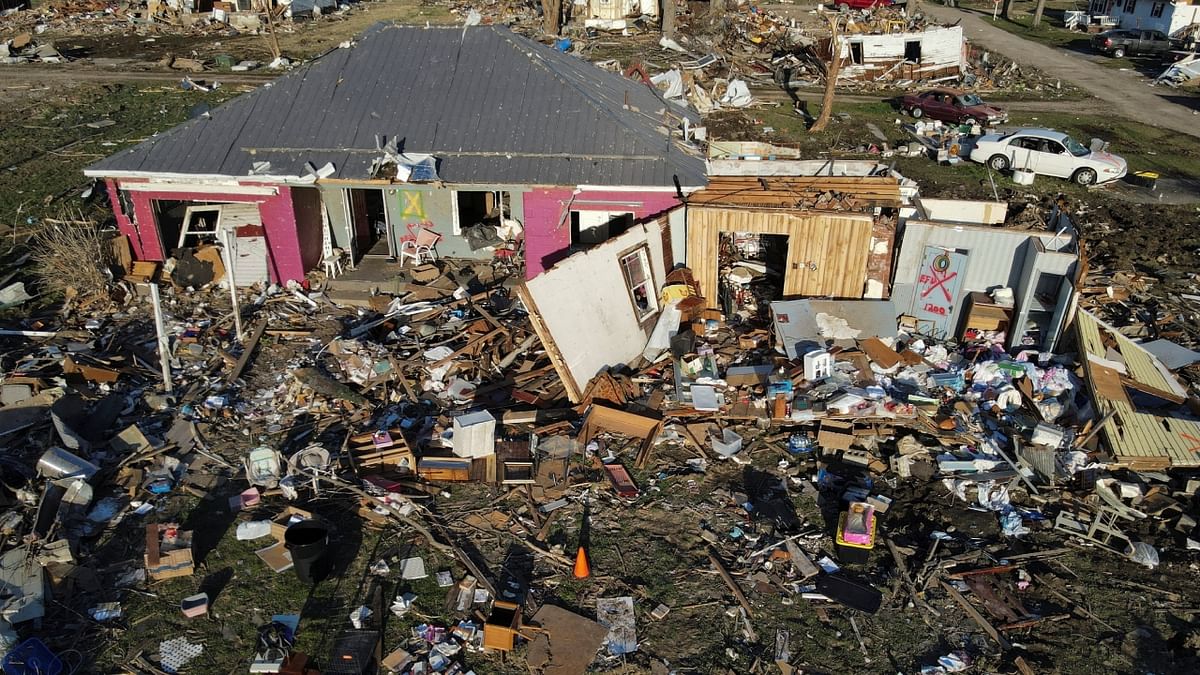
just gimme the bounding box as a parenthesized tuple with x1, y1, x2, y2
(660, 284, 694, 305)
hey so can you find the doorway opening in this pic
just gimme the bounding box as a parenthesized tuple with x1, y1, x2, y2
(849, 42, 864, 66)
(718, 232, 788, 322)
(347, 189, 388, 260)
(904, 40, 922, 63)
(152, 200, 191, 256)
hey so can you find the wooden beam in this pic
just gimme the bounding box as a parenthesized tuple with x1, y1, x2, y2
(227, 320, 267, 383)
(939, 579, 1011, 650)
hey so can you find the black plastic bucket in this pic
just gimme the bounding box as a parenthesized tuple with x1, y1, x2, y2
(284, 520, 329, 584)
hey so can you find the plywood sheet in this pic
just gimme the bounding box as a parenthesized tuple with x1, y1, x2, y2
(1077, 309, 1200, 468)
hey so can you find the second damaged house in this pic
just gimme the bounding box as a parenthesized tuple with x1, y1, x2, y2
(84, 23, 706, 289)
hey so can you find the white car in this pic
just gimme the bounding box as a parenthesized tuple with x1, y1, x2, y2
(968, 128, 1128, 186)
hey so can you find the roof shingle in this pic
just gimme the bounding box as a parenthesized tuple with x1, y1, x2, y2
(86, 24, 706, 187)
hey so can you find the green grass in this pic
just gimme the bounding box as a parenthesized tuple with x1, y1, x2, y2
(0, 83, 241, 231)
(714, 100, 1200, 199)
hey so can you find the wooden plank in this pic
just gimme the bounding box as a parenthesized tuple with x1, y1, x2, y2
(707, 546, 758, 634)
(939, 579, 1011, 650)
(227, 320, 267, 383)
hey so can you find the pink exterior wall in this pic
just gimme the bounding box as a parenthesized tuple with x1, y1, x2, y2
(105, 179, 308, 284)
(523, 188, 682, 278)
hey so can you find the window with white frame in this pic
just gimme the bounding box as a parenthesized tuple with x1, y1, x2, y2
(1151, 2, 1165, 17)
(452, 190, 511, 235)
(619, 246, 657, 322)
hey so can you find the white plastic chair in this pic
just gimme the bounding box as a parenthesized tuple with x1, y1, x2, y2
(322, 247, 345, 278)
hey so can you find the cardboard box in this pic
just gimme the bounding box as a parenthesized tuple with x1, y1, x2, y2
(270, 506, 314, 542)
(145, 524, 194, 581)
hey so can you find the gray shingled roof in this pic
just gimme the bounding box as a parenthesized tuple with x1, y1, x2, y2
(86, 23, 706, 187)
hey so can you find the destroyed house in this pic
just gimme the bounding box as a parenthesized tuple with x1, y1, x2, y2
(838, 25, 966, 82)
(84, 23, 706, 286)
(685, 160, 906, 316)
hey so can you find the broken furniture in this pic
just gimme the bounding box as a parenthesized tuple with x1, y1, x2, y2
(483, 601, 522, 651)
(579, 405, 664, 468)
(346, 429, 415, 475)
(959, 291, 1014, 340)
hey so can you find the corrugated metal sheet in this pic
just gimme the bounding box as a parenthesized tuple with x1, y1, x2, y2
(892, 222, 1043, 327)
(87, 24, 705, 188)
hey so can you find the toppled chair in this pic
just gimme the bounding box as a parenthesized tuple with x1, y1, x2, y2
(245, 447, 283, 489)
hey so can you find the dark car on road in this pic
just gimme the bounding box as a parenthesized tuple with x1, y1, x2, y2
(899, 88, 1008, 126)
(1092, 29, 1174, 58)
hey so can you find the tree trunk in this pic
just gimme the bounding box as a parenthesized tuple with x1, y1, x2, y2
(662, 0, 676, 38)
(1001, 0, 1014, 21)
(258, 0, 281, 60)
(810, 17, 842, 133)
(542, 0, 561, 35)
(1032, 0, 1047, 27)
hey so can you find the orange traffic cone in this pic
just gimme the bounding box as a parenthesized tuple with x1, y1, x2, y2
(573, 546, 590, 579)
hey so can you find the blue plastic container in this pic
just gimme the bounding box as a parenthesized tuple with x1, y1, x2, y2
(4, 638, 63, 675)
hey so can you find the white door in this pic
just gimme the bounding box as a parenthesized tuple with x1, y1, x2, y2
(231, 235, 269, 286)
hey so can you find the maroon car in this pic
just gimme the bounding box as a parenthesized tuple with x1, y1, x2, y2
(899, 88, 1008, 126)
(835, 0, 894, 8)
(834, 0, 894, 9)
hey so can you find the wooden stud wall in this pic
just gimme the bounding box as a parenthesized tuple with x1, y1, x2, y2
(687, 207, 875, 309)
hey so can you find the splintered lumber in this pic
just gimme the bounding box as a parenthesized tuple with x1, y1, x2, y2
(433, 327, 505, 367)
(939, 579, 1011, 650)
(886, 538, 940, 617)
(707, 546, 756, 622)
(700, 542, 758, 638)
(227, 320, 267, 382)
(689, 176, 902, 211)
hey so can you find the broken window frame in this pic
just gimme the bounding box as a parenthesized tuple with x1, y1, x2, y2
(452, 189, 511, 235)
(1150, 2, 1164, 17)
(617, 245, 658, 323)
(176, 205, 225, 250)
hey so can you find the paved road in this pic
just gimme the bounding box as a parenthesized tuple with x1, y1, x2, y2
(922, 4, 1200, 138)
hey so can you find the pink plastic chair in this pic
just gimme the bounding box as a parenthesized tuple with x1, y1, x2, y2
(398, 226, 441, 267)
